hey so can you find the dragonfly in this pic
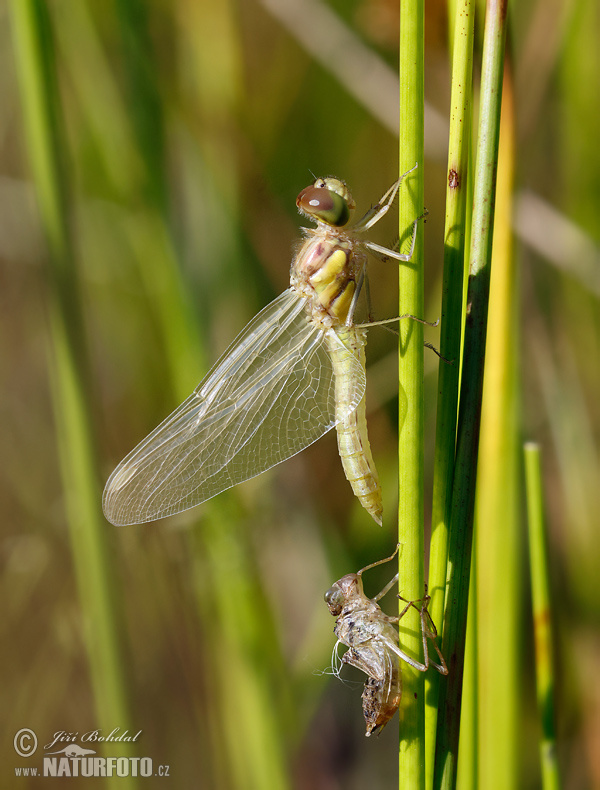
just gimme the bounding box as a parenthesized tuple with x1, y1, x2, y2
(103, 166, 424, 526)
(324, 545, 448, 736)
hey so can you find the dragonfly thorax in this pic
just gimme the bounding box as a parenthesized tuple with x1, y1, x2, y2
(291, 232, 365, 327)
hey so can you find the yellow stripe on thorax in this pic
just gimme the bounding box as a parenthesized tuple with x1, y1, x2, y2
(309, 249, 356, 325)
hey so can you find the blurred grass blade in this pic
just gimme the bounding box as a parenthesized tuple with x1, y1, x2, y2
(474, 68, 521, 790)
(398, 0, 425, 785)
(109, 3, 291, 786)
(9, 1, 136, 782)
(113, 0, 168, 213)
(426, 0, 475, 779)
(112, 0, 203, 399)
(433, 0, 509, 787)
(455, 546, 478, 790)
(191, 512, 291, 790)
(524, 443, 561, 790)
(177, 4, 290, 783)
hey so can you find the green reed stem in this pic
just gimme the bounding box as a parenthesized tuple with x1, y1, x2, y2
(426, 0, 474, 782)
(398, 0, 425, 785)
(432, 0, 509, 787)
(10, 3, 135, 785)
(455, 545, 478, 790)
(524, 443, 561, 790)
(474, 71, 522, 790)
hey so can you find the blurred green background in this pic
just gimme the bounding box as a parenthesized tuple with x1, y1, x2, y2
(2, 0, 599, 787)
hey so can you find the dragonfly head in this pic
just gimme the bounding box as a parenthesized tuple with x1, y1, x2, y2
(324, 573, 363, 616)
(296, 177, 356, 228)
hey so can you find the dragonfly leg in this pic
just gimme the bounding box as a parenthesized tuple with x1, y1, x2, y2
(398, 587, 449, 675)
(346, 263, 368, 327)
(418, 600, 448, 675)
(363, 207, 428, 263)
(354, 545, 403, 603)
(353, 163, 419, 232)
(372, 572, 399, 603)
(383, 592, 422, 625)
(364, 268, 373, 324)
(354, 315, 439, 330)
(424, 341, 453, 364)
(362, 236, 400, 264)
(353, 314, 451, 363)
(378, 632, 430, 673)
(379, 606, 446, 675)
(357, 544, 400, 579)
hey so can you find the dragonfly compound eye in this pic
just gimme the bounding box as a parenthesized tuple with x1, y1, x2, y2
(324, 584, 345, 615)
(296, 186, 352, 227)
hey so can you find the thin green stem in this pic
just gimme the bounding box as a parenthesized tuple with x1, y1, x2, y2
(432, 0, 509, 787)
(455, 545, 478, 790)
(426, 0, 474, 782)
(398, 0, 425, 785)
(524, 443, 561, 790)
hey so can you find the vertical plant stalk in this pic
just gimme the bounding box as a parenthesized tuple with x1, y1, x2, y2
(10, 1, 135, 781)
(524, 443, 561, 790)
(455, 546, 478, 790)
(474, 68, 521, 790)
(426, 0, 475, 781)
(432, 0, 509, 788)
(398, 0, 425, 785)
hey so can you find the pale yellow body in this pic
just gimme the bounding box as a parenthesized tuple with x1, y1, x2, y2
(291, 227, 383, 525)
(326, 328, 382, 525)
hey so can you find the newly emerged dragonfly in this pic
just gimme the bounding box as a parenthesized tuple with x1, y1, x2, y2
(324, 546, 448, 736)
(103, 167, 424, 526)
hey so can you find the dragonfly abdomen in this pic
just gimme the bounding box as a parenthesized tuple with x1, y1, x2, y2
(327, 328, 383, 526)
(362, 667, 402, 737)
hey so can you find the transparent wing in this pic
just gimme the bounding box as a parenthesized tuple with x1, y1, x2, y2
(103, 289, 366, 525)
